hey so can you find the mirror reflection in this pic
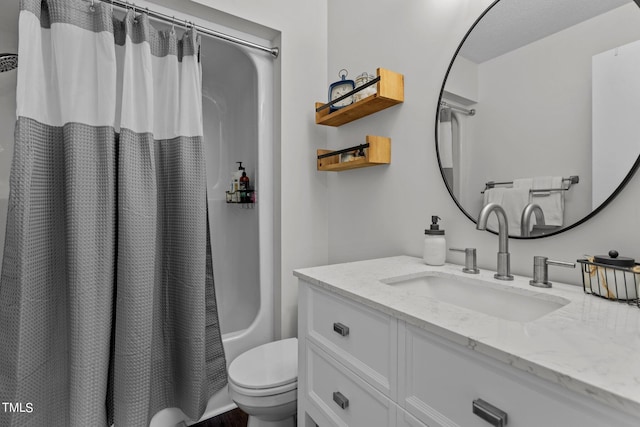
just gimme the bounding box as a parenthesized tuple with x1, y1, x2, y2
(438, 0, 640, 238)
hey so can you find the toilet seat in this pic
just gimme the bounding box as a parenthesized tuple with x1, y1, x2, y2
(228, 378, 297, 397)
(228, 338, 298, 396)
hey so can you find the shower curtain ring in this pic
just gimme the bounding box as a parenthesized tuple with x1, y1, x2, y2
(171, 16, 175, 33)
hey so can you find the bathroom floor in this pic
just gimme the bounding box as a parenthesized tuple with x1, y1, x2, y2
(193, 408, 248, 427)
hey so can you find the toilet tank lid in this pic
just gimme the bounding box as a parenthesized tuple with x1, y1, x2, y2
(228, 338, 298, 389)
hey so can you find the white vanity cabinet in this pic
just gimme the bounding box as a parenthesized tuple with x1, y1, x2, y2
(297, 278, 639, 427)
(298, 281, 398, 427)
(400, 323, 637, 427)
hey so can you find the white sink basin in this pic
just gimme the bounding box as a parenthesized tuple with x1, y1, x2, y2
(381, 273, 569, 322)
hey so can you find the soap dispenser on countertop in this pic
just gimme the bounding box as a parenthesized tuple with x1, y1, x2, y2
(423, 215, 446, 266)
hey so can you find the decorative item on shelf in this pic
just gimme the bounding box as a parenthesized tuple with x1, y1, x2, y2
(328, 69, 355, 112)
(317, 135, 390, 172)
(315, 68, 404, 127)
(578, 250, 640, 306)
(340, 151, 355, 163)
(353, 71, 377, 102)
(339, 146, 367, 163)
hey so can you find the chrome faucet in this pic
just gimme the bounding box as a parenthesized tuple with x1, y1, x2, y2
(520, 203, 545, 237)
(476, 203, 513, 280)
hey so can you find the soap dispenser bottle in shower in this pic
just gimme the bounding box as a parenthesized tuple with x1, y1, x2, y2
(423, 216, 446, 266)
(233, 162, 245, 191)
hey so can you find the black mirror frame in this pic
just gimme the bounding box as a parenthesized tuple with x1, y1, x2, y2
(435, 0, 640, 239)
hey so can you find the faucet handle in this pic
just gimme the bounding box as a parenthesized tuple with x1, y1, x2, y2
(450, 248, 480, 274)
(529, 256, 575, 288)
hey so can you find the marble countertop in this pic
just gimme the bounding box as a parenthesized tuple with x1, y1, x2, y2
(293, 255, 640, 419)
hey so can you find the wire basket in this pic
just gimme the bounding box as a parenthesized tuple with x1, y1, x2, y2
(578, 259, 640, 307)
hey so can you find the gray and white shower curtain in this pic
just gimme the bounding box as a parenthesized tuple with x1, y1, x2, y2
(0, 1, 227, 426)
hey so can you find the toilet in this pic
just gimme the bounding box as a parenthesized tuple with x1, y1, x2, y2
(228, 338, 298, 427)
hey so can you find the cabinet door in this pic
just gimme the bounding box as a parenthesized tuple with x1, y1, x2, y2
(306, 340, 396, 427)
(399, 324, 638, 427)
(306, 284, 398, 398)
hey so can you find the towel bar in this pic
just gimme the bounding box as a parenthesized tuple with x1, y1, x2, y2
(481, 175, 579, 194)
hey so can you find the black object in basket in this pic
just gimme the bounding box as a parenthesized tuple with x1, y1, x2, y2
(578, 252, 640, 307)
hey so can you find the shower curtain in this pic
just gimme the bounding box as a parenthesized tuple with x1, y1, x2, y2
(0, 1, 227, 426)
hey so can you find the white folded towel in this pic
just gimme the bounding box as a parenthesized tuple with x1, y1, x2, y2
(513, 178, 533, 190)
(438, 119, 453, 168)
(483, 187, 504, 206)
(512, 178, 536, 231)
(482, 187, 530, 236)
(530, 176, 564, 226)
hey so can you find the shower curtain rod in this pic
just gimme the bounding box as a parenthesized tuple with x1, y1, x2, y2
(440, 101, 475, 116)
(103, 0, 279, 58)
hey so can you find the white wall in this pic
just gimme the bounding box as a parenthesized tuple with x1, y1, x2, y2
(593, 38, 640, 209)
(326, 0, 640, 287)
(444, 55, 478, 104)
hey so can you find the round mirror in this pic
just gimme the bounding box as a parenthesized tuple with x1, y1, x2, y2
(437, 0, 640, 238)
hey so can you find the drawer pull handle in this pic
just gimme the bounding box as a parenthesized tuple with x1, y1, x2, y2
(333, 391, 349, 409)
(472, 399, 508, 427)
(333, 322, 350, 336)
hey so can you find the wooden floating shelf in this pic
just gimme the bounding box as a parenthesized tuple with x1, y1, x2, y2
(315, 68, 404, 127)
(317, 135, 391, 172)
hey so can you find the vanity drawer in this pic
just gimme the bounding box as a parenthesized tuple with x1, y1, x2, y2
(306, 340, 396, 427)
(306, 285, 398, 398)
(400, 324, 637, 427)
